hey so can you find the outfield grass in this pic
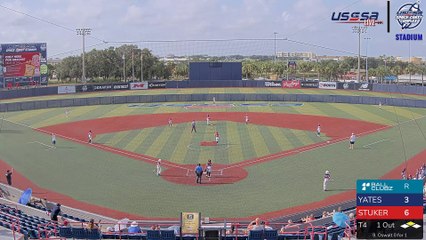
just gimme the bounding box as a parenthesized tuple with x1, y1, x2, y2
(1, 101, 425, 218)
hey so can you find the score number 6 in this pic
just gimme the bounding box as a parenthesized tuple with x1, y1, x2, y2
(404, 209, 409, 216)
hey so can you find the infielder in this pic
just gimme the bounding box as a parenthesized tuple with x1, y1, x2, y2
(51, 133, 56, 146)
(215, 131, 220, 144)
(191, 120, 197, 133)
(156, 159, 162, 176)
(349, 133, 356, 150)
(245, 114, 249, 124)
(205, 159, 212, 179)
(316, 124, 321, 136)
(88, 130, 93, 144)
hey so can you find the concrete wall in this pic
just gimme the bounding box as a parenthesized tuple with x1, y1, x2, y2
(0, 93, 425, 112)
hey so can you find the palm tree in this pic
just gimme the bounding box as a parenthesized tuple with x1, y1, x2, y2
(405, 63, 419, 84)
(297, 62, 312, 80)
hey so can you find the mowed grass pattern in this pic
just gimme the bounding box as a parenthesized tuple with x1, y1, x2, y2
(96, 122, 327, 164)
(1, 99, 426, 218)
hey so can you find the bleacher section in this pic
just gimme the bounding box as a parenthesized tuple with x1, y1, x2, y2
(0, 182, 424, 239)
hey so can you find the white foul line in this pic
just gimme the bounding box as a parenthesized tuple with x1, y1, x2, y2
(362, 139, 389, 149)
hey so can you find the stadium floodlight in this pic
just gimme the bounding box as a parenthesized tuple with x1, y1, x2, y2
(364, 37, 371, 82)
(274, 32, 278, 62)
(76, 28, 92, 83)
(352, 25, 367, 82)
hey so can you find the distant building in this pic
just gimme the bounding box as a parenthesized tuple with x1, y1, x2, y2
(160, 55, 189, 63)
(276, 52, 316, 61)
(48, 58, 62, 66)
(395, 56, 424, 64)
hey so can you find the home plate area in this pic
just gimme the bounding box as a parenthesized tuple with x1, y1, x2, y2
(161, 163, 248, 185)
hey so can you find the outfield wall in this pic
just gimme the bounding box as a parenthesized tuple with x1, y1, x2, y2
(0, 81, 425, 101)
(0, 93, 425, 112)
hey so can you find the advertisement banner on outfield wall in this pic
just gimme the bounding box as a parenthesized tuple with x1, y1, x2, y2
(130, 82, 148, 90)
(148, 81, 166, 89)
(264, 81, 282, 87)
(319, 81, 337, 90)
(357, 83, 372, 91)
(282, 80, 301, 89)
(112, 83, 129, 90)
(300, 81, 319, 88)
(339, 82, 355, 90)
(58, 85, 76, 94)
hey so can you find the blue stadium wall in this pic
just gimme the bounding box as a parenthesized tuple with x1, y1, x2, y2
(189, 62, 242, 81)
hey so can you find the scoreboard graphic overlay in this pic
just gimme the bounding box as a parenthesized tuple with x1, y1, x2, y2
(356, 180, 423, 239)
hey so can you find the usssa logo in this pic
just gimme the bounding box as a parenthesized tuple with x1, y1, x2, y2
(331, 11, 383, 26)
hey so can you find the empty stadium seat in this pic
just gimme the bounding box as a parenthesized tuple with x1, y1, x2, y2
(87, 229, 102, 239)
(264, 230, 278, 240)
(161, 229, 176, 240)
(72, 227, 88, 239)
(147, 230, 161, 240)
(248, 230, 263, 240)
(59, 227, 73, 238)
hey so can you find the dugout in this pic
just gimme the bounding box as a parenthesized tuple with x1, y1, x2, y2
(189, 62, 242, 81)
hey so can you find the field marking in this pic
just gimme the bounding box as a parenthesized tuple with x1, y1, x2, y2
(28, 141, 56, 151)
(362, 139, 389, 149)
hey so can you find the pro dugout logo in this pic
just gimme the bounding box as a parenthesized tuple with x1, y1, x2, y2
(331, 11, 383, 26)
(395, 1, 423, 41)
(396, 1, 423, 30)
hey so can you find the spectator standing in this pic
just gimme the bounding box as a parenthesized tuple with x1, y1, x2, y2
(86, 219, 100, 230)
(5, 169, 12, 186)
(50, 203, 62, 221)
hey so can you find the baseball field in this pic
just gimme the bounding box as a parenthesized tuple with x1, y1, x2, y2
(0, 88, 425, 220)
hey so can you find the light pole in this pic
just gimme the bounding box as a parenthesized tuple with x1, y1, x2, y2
(122, 54, 126, 82)
(274, 32, 278, 62)
(364, 37, 371, 82)
(76, 28, 91, 83)
(140, 51, 144, 81)
(352, 25, 367, 83)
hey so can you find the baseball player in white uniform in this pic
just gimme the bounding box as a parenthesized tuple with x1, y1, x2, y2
(156, 159, 162, 176)
(323, 170, 331, 191)
(349, 133, 356, 150)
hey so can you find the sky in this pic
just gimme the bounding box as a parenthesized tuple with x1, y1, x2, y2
(0, 0, 425, 59)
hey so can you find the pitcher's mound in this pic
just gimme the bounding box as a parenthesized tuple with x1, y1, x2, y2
(200, 141, 217, 146)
